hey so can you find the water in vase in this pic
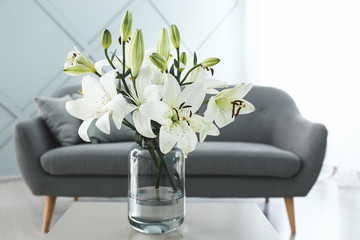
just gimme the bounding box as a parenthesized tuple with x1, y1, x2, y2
(128, 186, 185, 234)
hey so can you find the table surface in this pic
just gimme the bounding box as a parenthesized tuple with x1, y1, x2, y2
(44, 202, 280, 240)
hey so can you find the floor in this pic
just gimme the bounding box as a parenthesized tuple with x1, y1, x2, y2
(0, 176, 359, 240)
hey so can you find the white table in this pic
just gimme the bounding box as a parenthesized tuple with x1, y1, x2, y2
(44, 202, 280, 240)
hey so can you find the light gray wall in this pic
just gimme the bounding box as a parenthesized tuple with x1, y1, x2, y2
(0, 0, 246, 176)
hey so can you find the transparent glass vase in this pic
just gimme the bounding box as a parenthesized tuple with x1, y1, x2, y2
(128, 142, 185, 234)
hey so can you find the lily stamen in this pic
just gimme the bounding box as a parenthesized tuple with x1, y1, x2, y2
(173, 108, 180, 120)
(179, 102, 185, 109)
(231, 100, 243, 118)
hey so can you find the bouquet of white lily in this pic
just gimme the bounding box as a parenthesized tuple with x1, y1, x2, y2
(63, 10, 255, 234)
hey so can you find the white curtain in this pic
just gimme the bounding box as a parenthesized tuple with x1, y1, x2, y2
(244, 0, 360, 186)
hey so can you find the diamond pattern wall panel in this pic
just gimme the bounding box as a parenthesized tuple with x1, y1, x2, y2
(0, 0, 243, 176)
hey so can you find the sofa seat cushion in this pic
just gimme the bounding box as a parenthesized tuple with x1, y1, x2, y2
(40, 141, 301, 178)
(41, 142, 135, 176)
(188, 142, 301, 178)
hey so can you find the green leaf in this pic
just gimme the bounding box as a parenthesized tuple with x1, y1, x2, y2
(193, 52, 197, 65)
(125, 68, 131, 76)
(110, 49, 117, 62)
(174, 59, 179, 68)
(170, 64, 175, 75)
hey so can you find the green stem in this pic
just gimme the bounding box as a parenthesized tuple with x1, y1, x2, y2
(123, 118, 136, 131)
(121, 78, 130, 94)
(155, 159, 163, 189)
(180, 63, 201, 85)
(105, 49, 116, 69)
(147, 140, 159, 169)
(95, 71, 101, 77)
(176, 48, 181, 82)
(155, 148, 177, 192)
(120, 42, 131, 95)
(122, 42, 126, 76)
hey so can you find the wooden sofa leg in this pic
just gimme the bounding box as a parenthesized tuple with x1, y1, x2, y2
(284, 197, 296, 234)
(42, 196, 56, 233)
(74, 197, 78, 202)
(265, 197, 269, 203)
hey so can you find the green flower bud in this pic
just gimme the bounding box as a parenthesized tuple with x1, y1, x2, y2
(201, 57, 220, 67)
(129, 29, 144, 78)
(180, 52, 187, 66)
(63, 46, 96, 76)
(121, 11, 132, 41)
(101, 29, 112, 50)
(170, 24, 180, 49)
(156, 28, 170, 60)
(149, 53, 167, 72)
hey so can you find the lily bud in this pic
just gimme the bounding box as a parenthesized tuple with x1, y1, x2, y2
(179, 52, 187, 72)
(156, 28, 170, 60)
(170, 24, 180, 49)
(180, 52, 187, 66)
(149, 53, 167, 72)
(63, 46, 96, 76)
(129, 29, 144, 78)
(101, 29, 112, 50)
(121, 11, 132, 41)
(201, 57, 220, 67)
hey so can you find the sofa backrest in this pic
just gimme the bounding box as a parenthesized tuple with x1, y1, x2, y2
(52, 85, 301, 145)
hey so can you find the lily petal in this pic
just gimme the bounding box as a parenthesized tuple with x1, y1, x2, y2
(63, 65, 93, 76)
(205, 79, 228, 89)
(204, 96, 219, 123)
(65, 99, 98, 120)
(140, 101, 173, 126)
(78, 117, 94, 142)
(187, 114, 203, 132)
(159, 124, 180, 154)
(107, 94, 136, 116)
(100, 70, 118, 100)
(238, 99, 256, 114)
(199, 121, 219, 143)
(143, 84, 163, 102)
(135, 66, 152, 97)
(162, 74, 180, 107)
(107, 94, 136, 129)
(176, 80, 206, 112)
(95, 111, 111, 134)
(218, 83, 252, 100)
(177, 123, 198, 154)
(82, 75, 107, 105)
(214, 107, 234, 128)
(133, 110, 156, 138)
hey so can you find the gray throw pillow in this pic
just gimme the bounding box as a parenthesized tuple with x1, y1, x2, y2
(34, 95, 82, 146)
(34, 94, 135, 145)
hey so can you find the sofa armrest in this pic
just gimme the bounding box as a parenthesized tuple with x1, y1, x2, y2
(272, 115, 328, 196)
(13, 117, 59, 195)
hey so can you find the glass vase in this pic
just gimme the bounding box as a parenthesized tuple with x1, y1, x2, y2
(128, 141, 185, 234)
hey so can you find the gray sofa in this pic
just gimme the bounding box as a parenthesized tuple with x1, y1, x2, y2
(13, 85, 327, 234)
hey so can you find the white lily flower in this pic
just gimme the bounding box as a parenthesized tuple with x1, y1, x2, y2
(128, 66, 163, 138)
(183, 57, 227, 94)
(65, 71, 136, 142)
(204, 83, 255, 128)
(63, 46, 96, 76)
(140, 74, 207, 154)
